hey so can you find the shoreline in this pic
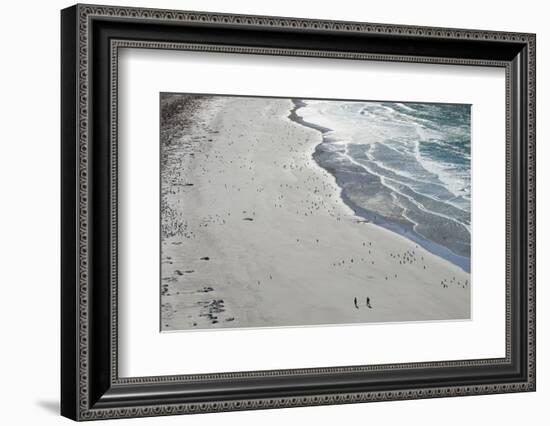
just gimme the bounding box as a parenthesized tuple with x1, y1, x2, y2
(288, 99, 470, 273)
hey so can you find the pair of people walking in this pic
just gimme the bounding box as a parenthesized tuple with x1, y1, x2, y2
(354, 297, 372, 309)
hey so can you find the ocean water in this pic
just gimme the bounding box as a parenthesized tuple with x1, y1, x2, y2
(295, 99, 471, 272)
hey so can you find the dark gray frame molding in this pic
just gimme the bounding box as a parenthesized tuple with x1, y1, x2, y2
(61, 4, 536, 421)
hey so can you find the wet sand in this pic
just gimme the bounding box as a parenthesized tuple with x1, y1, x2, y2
(160, 95, 470, 331)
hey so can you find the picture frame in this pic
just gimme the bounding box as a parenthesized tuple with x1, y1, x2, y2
(61, 3, 536, 421)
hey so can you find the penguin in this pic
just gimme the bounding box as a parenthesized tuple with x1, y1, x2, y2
(366, 297, 372, 309)
(354, 297, 359, 309)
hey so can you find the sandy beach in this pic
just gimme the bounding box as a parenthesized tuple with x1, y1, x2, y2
(160, 94, 470, 331)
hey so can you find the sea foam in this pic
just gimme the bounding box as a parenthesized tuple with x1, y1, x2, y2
(295, 99, 471, 271)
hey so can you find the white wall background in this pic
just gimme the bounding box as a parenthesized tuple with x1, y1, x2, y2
(0, 0, 546, 424)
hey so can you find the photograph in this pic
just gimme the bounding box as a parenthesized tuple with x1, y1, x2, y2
(57, 2, 536, 421)
(160, 93, 472, 331)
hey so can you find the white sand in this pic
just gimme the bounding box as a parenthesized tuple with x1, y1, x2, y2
(161, 96, 470, 330)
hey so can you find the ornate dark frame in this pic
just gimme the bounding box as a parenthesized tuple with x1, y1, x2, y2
(61, 3, 536, 421)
